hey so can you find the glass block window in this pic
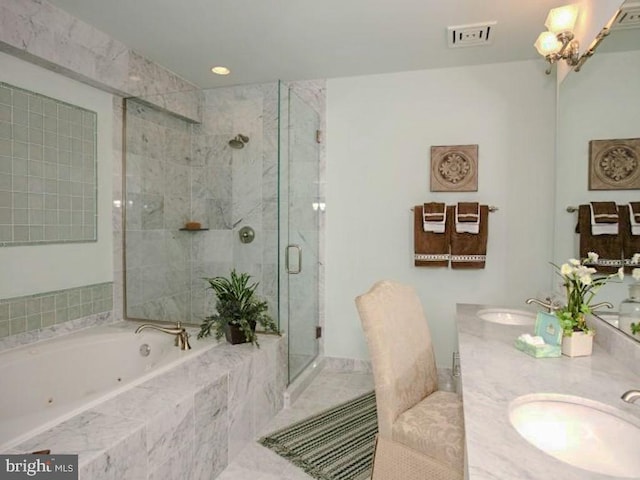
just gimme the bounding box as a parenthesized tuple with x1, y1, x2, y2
(0, 82, 97, 246)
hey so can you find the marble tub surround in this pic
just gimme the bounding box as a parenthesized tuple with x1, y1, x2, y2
(456, 304, 640, 480)
(9, 330, 287, 480)
(0, 310, 113, 353)
(0, 0, 201, 122)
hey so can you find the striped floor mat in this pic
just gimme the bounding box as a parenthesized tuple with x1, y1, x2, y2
(259, 391, 377, 480)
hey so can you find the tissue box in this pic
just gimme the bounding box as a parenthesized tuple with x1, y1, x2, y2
(514, 312, 562, 358)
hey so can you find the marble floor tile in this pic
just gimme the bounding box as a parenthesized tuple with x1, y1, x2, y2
(218, 369, 374, 480)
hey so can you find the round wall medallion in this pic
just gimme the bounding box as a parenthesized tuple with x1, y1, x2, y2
(589, 138, 640, 190)
(430, 145, 478, 192)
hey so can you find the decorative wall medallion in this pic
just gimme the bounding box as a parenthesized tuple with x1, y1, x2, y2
(430, 144, 478, 192)
(589, 138, 640, 190)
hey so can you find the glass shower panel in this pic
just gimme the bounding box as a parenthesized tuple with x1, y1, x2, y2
(123, 97, 194, 322)
(283, 87, 321, 382)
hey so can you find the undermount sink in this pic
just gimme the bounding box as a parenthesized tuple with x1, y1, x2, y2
(476, 308, 535, 325)
(509, 394, 640, 477)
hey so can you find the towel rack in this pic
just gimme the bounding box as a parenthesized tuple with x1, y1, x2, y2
(410, 205, 499, 212)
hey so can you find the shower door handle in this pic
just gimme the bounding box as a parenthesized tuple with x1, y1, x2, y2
(286, 244, 302, 274)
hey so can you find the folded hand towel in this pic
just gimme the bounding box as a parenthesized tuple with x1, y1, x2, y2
(577, 204, 622, 273)
(455, 202, 480, 234)
(414, 205, 449, 267)
(448, 204, 488, 269)
(590, 202, 619, 235)
(422, 202, 447, 233)
(619, 204, 640, 271)
(630, 202, 640, 235)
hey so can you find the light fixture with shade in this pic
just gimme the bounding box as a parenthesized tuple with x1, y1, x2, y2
(534, 4, 580, 74)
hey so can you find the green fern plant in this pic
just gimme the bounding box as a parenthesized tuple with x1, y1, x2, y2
(197, 269, 279, 347)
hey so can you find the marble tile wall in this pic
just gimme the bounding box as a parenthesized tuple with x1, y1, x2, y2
(0, 0, 202, 122)
(190, 83, 279, 324)
(10, 330, 287, 480)
(124, 99, 193, 322)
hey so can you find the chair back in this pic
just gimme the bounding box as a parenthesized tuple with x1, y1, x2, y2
(355, 280, 439, 437)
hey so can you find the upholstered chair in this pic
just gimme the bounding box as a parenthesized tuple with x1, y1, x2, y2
(355, 280, 465, 480)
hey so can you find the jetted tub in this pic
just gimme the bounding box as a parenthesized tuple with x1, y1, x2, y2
(0, 321, 213, 451)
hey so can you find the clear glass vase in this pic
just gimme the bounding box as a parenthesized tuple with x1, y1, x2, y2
(618, 284, 640, 338)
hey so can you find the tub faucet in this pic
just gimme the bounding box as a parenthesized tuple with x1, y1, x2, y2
(621, 390, 640, 404)
(590, 301, 614, 311)
(525, 297, 560, 313)
(135, 321, 191, 350)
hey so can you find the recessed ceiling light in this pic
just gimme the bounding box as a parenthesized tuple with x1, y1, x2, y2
(211, 66, 230, 75)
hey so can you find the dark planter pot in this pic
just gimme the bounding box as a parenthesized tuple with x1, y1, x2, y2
(224, 321, 256, 345)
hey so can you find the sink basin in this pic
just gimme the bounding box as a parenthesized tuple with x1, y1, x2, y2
(476, 308, 535, 325)
(509, 394, 640, 477)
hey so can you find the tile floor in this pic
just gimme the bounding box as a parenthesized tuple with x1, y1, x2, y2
(217, 369, 375, 480)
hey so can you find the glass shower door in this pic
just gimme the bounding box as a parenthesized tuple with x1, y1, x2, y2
(280, 85, 321, 383)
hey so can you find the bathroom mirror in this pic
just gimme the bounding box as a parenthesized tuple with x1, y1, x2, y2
(555, 13, 640, 342)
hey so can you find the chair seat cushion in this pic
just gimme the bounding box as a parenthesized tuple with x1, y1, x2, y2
(391, 390, 465, 471)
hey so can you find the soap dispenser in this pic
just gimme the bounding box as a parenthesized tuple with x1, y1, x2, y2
(619, 283, 640, 338)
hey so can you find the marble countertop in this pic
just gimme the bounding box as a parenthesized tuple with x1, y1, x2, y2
(456, 304, 640, 480)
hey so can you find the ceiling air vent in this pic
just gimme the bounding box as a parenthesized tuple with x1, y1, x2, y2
(612, 1, 640, 30)
(447, 22, 496, 48)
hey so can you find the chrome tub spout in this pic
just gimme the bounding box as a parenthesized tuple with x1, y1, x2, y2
(135, 321, 191, 350)
(621, 390, 640, 404)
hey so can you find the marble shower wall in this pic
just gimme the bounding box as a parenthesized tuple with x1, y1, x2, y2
(0, 0, 202, 122)
(190, 83, 280, 323)
(124, 84, 281, 325)
(124, 98, 194, 322)
(123, 82, 327, 339)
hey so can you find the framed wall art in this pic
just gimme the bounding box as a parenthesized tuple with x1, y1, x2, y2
(589, 138, 640, 190)
(430, 144, 478, 192)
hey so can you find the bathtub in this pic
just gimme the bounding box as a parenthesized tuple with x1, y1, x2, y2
(0, 321, 213, 451)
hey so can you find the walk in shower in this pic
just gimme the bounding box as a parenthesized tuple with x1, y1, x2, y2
(122, 81, 323, 383)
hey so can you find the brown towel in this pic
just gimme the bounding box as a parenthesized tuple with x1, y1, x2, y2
(619, 204, 640, 272)
(576, 204, 622, 274)
(414, 206, 449, 267)
(630, 202, 640, 223)
(591, 201, 619, 223)
(448, 205, 488, 269)
(422, 202, 446, 223)
(456, 202, 479, 222)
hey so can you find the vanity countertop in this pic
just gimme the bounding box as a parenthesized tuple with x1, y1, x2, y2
(456, 303, 640, 480)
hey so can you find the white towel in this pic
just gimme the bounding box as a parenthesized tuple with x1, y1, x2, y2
(423, 206, 447, 233)
(455, 205, 479, 234)
(630, 203, 640, 236)
(590, 204, 618, 235)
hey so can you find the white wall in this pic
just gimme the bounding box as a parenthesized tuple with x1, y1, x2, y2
(325, 60, 556, 365)
(555, 49, 640, 307)
(0, 51, 113, 298)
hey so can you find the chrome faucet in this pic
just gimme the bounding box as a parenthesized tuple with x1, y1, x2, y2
(525, 297, 559, 313)
(621, 390, 640, 404)
(135, 321, 191, 350)
(590, 301, 614, 311)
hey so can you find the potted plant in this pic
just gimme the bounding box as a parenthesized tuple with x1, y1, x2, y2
(552, 252, 622, 356)
(197, 269, 279, 347)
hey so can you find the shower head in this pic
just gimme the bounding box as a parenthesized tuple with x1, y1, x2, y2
(229, 134, 249, 149)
